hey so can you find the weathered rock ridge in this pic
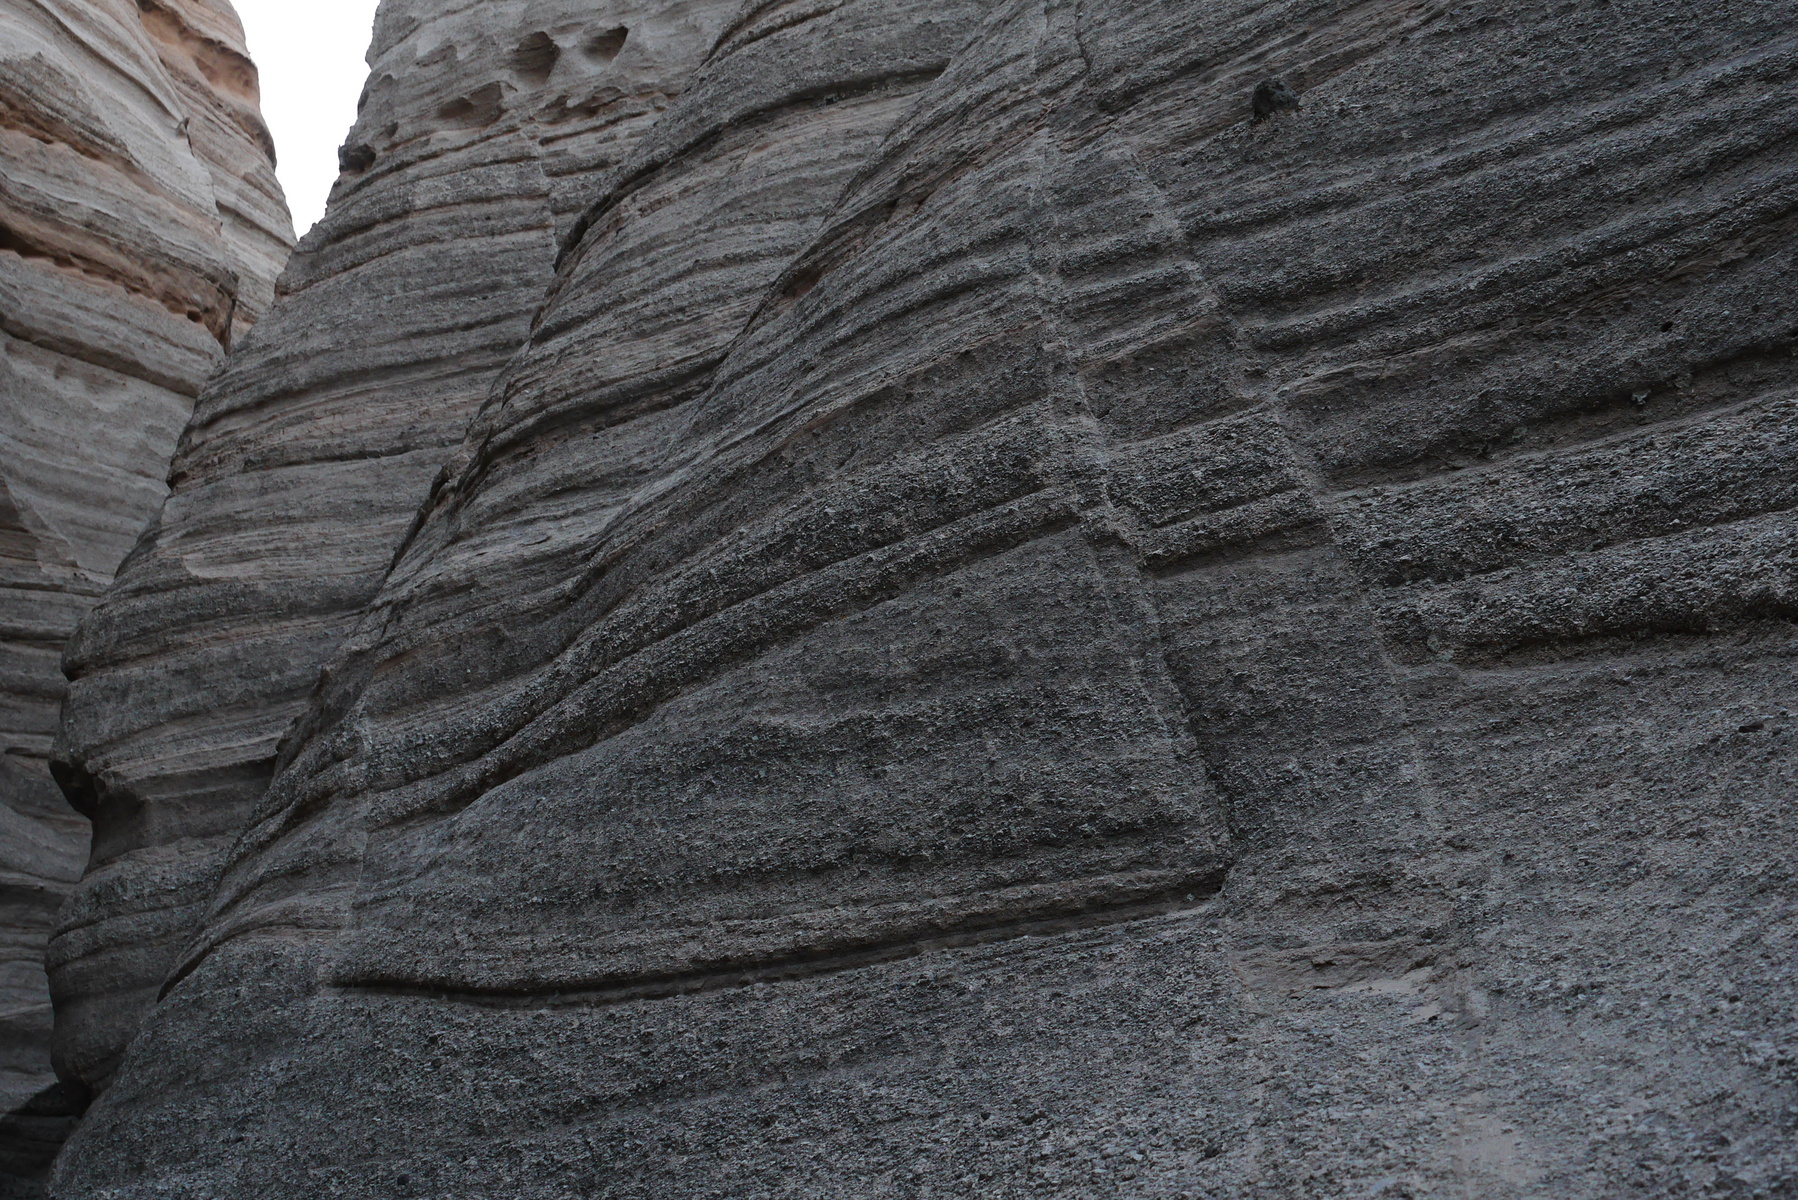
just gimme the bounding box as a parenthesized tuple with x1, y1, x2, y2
(0, 0, 289, 1185)
(50, 0, 1798, 1195)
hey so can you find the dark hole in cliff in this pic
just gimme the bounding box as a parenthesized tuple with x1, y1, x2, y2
(510, 32, 560, 84)
(583, 26, 629, 62)
(437, 82, 506, 128)
(783, 265, 823, 301)
(338, 141, 376, 173)
(49, 758, 101, 821)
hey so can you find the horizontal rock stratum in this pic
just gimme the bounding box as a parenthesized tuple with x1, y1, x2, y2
(0, 0, 290, 1188)
(45, 0, 1798, 1195)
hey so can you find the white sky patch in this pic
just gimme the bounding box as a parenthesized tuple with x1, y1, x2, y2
(235, 0, 383, 236)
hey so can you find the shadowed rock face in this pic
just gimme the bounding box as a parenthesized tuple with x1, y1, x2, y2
(46, 0, 738, 1096)
(0, 0, 290, 1171)
(49, 0, 1798, 1195)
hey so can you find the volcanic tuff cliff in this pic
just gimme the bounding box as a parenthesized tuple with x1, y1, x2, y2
(0, 0, 289, 1184)
(48, 0, 733, 1098)
(44, 0, 1798, 1195)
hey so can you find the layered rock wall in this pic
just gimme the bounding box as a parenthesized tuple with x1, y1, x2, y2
(48, 0, 735, 1095)
(0, 0, 289, 1176)
(49, 0, 1798, 1195)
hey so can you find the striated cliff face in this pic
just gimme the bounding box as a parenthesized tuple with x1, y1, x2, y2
(49, 0, 1798, 1195)
(0, 0, 289, 1173)
(47, 0, 736, 1097)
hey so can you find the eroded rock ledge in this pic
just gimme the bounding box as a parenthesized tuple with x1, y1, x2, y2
(48, 0, 1798, 1195)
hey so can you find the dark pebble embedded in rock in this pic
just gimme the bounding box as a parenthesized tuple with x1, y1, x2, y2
(1252, 78, 1303, 119)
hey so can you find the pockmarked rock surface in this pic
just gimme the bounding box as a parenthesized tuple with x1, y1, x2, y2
(0, 0, 290, 1169)
(46, 0, 738, 1099)
(52, 0, 1798, 1196)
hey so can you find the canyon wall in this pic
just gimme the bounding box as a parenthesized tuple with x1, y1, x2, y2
(47, 0, 1798, 1196)
(0, 0, 289, 1185)
(46, 0, 737, 1099)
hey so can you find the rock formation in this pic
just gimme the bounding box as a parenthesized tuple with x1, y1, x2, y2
(0, 0, 289, 1184)
(47, 0, 735, 1099)
(48, 0, 1798, 1195)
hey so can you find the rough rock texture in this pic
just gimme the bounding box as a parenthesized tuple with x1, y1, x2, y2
(47, 0, 735, 1096)
(0, 0, 289, 1167)
(53, 0, 1798, 1196)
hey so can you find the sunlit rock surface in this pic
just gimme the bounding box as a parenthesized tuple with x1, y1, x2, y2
(49, 0, 1798, 1195)
(0, 0, 289, 1184)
